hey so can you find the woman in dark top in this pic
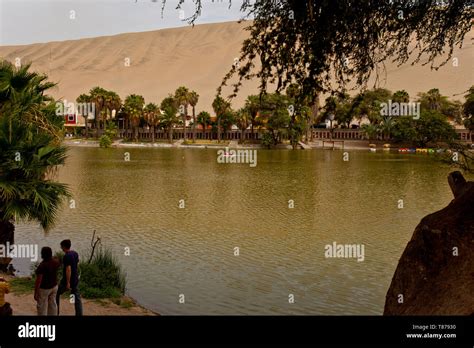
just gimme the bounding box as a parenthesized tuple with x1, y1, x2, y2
(34, 247, 60, 316)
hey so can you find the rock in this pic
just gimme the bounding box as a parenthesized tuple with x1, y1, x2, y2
(384, 171, 474, 315)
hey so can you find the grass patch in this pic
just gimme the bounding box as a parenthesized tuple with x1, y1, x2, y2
(9, 277, 34, 294)
(119, 298, 134, 309)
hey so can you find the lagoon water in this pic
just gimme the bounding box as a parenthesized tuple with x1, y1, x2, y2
(13, 147, 458, 314)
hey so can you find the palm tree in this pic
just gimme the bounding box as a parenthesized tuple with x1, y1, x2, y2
(144, 103, 160, 142)
(76, 93, 92, 138)
(188, 91, 199, 143)
(160, 96, 179, 143)
(422, 88, 443, 111)
(212, 96, 230, 142)
(393, 90, 410, 103)
(380, 116, 395, 140)
(89, 87, 108, 135)
(360, 123, 379, 140)
(245, 95, 260, 140)
(197, 111, 211, 140)
(0, 61, 70, 271)
(235, 108, 250, 143)
(105, 91, 122, 127)
(123, 94, 145, 141)
(174, 86, 190, 140)
(0, 61, 59, 141)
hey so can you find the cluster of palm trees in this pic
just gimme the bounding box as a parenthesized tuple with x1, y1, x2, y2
(321, 88, 471, 145)
(76, 83, 472, 147)
(75, 84, 319, 146)
(77, 86, 203, 143)
(0, 60, 70, 270)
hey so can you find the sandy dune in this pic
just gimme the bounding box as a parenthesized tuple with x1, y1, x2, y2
(0, 21, 472, 112)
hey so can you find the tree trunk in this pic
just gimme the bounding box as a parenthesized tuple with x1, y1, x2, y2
(0, 220, 15, 273)
(192, 107, 196, 143)
(217, 118, 221, 142)
(84, 118, 89, 139)
(169, 127, 173, 143)
(151, 125, 155, 143)
(311, 94, 320, 142)
(182, 113, 187, 141)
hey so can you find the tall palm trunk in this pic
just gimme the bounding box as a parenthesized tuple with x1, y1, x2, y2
(192, 106, 196, 143)
(217, 117, 221, 142)
(84, 116, 89, 139)
(151, 125, 155, 143)
(182, 113, 186, 140)
(168, 127, 173, 143)
(310, 94, 320, 142)
(0, 219, 14, 272)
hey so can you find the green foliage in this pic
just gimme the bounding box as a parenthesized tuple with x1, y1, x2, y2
(261, 132, 275, 149)
(11, 247, 126, 300)
(99, 135, 112, 148)
(323, 93, 353, 128)
(463, 86, 474, 131)
(392, 110, 456, 146)
(360, 124, 379, 141)
(355, 88, 392, 125)
(79, 247, 126, 299)
(197, 111, 211, 130)
(0, 61, 70, 231)
(392, 90, 410, 103)
(122, 94, 145, 141)
(9, 277, 35, 294)
(203, 0, 472, 102)
(105, 121, 118, 139)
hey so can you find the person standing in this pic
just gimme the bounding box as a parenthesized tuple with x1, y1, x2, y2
(56, 239, 83, 316)
(34, 247, 60, 316)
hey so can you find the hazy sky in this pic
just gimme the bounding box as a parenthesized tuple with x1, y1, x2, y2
(0, 0, 247, 45)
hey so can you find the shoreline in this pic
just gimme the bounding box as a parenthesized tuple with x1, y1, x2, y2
(2, 274, 158, 316)
(63, 139, 404, 151)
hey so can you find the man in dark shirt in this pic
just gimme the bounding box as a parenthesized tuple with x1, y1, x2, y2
(56, 239, 83, 316)
(34, 247, 60, 315)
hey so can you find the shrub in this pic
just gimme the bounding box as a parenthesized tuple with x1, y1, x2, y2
(78, 247, 126, 299)
(99, 135, 112, 148)
(261, 132, 274, 149)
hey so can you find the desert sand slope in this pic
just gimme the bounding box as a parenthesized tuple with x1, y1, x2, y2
(0, 21, 473, 112)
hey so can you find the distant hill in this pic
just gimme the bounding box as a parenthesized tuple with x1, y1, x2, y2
(0, 21, 472, 112)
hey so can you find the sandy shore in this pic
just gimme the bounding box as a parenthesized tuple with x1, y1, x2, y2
(6, 293, 156, 316)
(2, 276, 157, 316)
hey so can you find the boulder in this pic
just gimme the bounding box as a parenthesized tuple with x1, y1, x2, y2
(384, 171, 474, 315)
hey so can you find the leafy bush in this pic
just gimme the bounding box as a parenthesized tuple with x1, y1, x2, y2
(261, 132, 275, 149)
(78, 247, 126, 299)
(99, 135, 112, 148)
